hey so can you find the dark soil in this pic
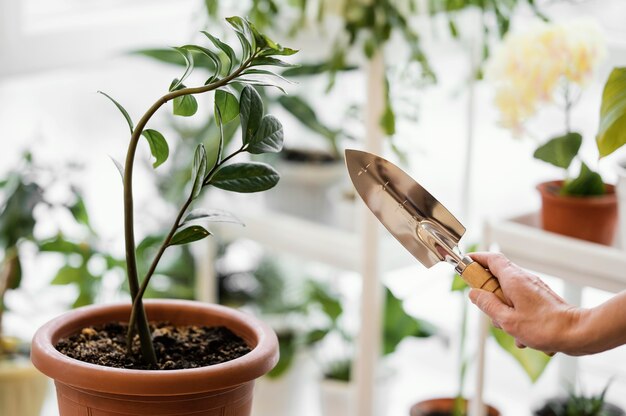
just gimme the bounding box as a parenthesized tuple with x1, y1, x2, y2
(55, 322, 250, 370)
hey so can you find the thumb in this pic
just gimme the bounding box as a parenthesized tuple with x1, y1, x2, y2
(469, 289, 511, 321)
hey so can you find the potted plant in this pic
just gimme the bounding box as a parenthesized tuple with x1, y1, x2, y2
(410, 260, 551, 416)
(217, 250, 343, 416)
(533, 382, 625, 416)
(313, 286, 438, 416)
(31, 17, 298, 416)
(489, 21, 626, 244)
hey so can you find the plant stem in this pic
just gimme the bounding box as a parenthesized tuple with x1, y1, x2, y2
(564, 83, 572, 133)
(123, 56, 255, 365)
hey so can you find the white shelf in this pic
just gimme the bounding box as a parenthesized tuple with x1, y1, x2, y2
(213, 204, 416, 272)
(485, 212, 626, 293)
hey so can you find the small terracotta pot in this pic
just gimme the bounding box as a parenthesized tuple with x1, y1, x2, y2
(0, 358, 48, 416)
(31, 300, 278, 416)
(410, 398, 500, 416)
(537, 180, 618, 245)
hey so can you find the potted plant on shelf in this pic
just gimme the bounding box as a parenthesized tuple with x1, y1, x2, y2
(411, 263, 551, 416)
(489, 21, 626, 245)
(314, 286, 439, 416)
(533, 382, 625, 416)
(31, 17, 298, 416)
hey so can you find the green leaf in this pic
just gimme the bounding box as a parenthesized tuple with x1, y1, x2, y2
(173, 94, 198, 117)
(40, 235, 88, 256)
(141, 129, 169, 168)
(210, 162, 279, 193)
(259, 46, 298, 57)
(267, 332, 296, 378)
(191, 144, 208, 200)
(561, 163, 606, 196)
(305, 328, 330, 345)
(309, 282, 342, 323)
(239, 85, 264, 145)
(226, 16, 253, 59)
(597, 67, 626, 157)
(69, 196, 90, 228)
(169, 47, 195, 91)
(4, 251, 21, 290)
(182, 44, 220, 82)
(51, 266, 82, 285)
(282, 62, 357, 77)
(451, 273, 469, 292)
(170, 225, 211, 246)
(276, 95, 339, 157)
(242, 68, 292, 85)
(73, 290, 94, 308)
(247, 115, 284, 154)
(533, 133, 582, 169)
(97, 91, 134, 134)
(109, 156, 124, 181)
(202, 31, 236, 73)
(183, 208, 244, 226)
(251, 57, 296, 68)
(134, 48, 216, 70)
(383, 287, 437, 355)
(215, 88, 239, 124)
(491, 327, 551, 382)
(234, 79, 287, 94)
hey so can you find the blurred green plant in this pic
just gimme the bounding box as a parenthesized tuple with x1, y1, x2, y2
(534, 381, 624, 416)
(320, 286, 438, 382)
(216, 250, 436, 380)
(201, 0, 547, 158)
(449, 245, 551, 415)
(0, 152, 123, 358)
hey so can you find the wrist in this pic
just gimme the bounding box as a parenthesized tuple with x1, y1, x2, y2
(560, 306, 596, 356)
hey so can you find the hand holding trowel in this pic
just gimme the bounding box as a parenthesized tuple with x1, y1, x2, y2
(345, 149, 509, 305)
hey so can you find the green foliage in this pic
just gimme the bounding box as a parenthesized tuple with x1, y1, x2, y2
(537, 382, 619, 416)
(97, 91, 134, 134)
(533, 133, 582, 169)
(561, 163, 606, 197)
(597, 68, 626, 158)
(215, 88, 239, 124)
(170, 226, 211, 246)
(114, 17, 296, 363)
(383, 287, 437, 355)
(323, 359, 351, 382)
(239, 85, 264, 145)
(267, 331, 297, 378)
(141, 129, 169, 168)
(490, 327, 551, 382)
(210, 162, 279, 193)
(173, 94, 199, 117)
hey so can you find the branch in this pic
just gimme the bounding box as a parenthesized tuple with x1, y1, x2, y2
(122, 54, 257, 364)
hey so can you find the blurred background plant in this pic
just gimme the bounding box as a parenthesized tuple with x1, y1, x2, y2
(0, 151, 125, 357)
(488, 20, 613, 197)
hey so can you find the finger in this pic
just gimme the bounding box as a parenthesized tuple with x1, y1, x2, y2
(515, 339, 527, 349)
(468, 252, 520, 290)
(469, 289, 511, 321)
(492, 320, 501, 329)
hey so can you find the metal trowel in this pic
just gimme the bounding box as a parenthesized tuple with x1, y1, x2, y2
(345, 149, 508, 303)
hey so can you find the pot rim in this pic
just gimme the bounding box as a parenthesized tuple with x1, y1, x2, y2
(537, 180, 616, 205)
(31, 299, 278, 395)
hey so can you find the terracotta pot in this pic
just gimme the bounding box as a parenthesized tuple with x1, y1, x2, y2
(31, 300, 279, 416)
(0, 357, 48, 416)
(410, 398, 500, 416)
(537, 180, 618, 245)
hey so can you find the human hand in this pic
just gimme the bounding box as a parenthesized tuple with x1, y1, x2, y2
(467, 252, 585, 355)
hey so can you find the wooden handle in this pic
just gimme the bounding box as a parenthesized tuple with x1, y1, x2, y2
(461, 261, 510, 306)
